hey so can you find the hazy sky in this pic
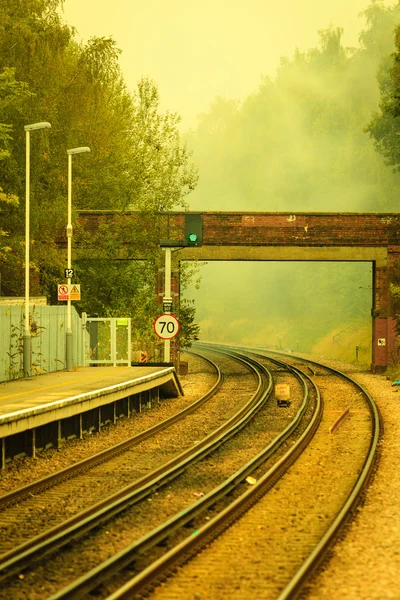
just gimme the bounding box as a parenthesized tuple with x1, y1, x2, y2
(60, 0, 381, 354)
(61, 0, 384, 131)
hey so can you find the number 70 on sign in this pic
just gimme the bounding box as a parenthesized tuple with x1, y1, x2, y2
(154, 314, 180, 340)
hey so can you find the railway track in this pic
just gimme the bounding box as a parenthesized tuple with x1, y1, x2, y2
(0, 348, 272, 597)
(138, 344, 379, 600)
(0, 346, 379, 599)
(0, 353, 223, 511)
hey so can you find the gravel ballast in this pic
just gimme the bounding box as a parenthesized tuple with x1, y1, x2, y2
(300, 357, 400, 600)
(0, 352, 399, 599)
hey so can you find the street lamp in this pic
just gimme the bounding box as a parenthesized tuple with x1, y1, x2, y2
(23, 121, 51, 377)
(66, 146, 90, 371)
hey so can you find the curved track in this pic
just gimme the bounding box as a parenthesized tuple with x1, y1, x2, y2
(0, 349, 272, 597)
(0, 345, 379, 600)
(139, 344, 379, 600)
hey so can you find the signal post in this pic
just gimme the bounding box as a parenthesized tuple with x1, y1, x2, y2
(157, 214, 203, 363)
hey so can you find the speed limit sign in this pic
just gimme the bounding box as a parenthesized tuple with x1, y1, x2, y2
(154, 314, 180, 340)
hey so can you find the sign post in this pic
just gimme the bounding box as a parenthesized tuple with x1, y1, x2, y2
(164, 247, 172, 362)
(57, 282, 82, 370)
(154, 313, 180, 365)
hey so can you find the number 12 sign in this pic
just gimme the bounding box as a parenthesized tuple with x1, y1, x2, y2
(154, 314, 180, 340)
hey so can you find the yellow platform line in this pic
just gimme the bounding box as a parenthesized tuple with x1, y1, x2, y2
(0, 367, 129, 402)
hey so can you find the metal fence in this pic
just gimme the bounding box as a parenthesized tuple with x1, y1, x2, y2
(84, 317, 131, 366)
(0, 304, 85, 382)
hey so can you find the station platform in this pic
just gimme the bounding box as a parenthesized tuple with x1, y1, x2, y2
(0, 365, 183, 468)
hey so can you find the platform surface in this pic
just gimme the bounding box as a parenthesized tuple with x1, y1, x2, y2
(0, 366, 179, 423)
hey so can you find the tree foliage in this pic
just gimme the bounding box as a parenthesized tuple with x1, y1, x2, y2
(0, 66, 32, 265)
(187, 9, 400, 214)
(0, 0, 200, 347)
(184, 1, 400, 353)
(366, 5, 400, 170)
(177, 299, 200, 349)
(365, 3, 400, 342)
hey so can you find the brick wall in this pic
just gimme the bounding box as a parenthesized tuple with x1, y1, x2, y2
(76, 211, 400, 369)
(76, 211, 400, 249)
(200, 212, 400, 247)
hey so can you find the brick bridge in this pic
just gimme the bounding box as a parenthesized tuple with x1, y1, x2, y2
(77, 210, 400, 371)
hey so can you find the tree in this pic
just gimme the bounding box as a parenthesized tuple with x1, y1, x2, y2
(184, 3, 400, 353)
(0, 67, 32, 276)
(0, 0, 199, 338)
(365, 5, 400, 345)
(177, 299, 200, 349)
(366, 23, 400, 170)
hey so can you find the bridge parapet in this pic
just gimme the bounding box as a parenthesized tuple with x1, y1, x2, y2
(74, 211, 400, 370)
(75, 210, 400, 249)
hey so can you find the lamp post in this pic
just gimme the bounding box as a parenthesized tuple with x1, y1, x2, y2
(23, 122, 51, 377)
(66, 147, 90, 371)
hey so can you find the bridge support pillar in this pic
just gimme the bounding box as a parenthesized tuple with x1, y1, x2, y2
(372, 259, 398, 371)
(372, 317, 397, 372)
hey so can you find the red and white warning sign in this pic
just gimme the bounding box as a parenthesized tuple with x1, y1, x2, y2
(154, 314, 180, 340)
(58, 284, 69, 301)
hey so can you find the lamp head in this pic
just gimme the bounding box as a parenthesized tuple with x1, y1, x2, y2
(67, 147, 91, 155)
(24, 122, 51, 131)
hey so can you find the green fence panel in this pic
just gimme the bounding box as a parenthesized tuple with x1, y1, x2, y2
(0, 304, 85, 382)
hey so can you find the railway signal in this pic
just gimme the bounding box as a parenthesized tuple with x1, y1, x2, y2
(159, 214, 203, 248)
(184, 214, 203, 246)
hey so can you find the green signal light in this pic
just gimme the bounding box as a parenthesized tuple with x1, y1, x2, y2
(188, 232, 198, 242)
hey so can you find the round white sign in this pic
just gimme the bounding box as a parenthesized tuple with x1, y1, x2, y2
(154, 314, 180, 340)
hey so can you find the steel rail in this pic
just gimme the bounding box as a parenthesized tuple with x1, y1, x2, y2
(202, 344, 381, 600)
(48, 354, 316, 600)
(273, 355, 380, 600)
(0, 350, 270, 582)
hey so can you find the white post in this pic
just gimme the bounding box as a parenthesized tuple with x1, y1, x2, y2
(23, 122, 51, 377)
(66, 152, 73, 370)
(66, 147, 90, 371)
(127, 318, 132, 365)
(81, 311, 87, 366)
(164, 247, 172, 363)
(111, 318, 117, 367)
(23, 129, 31, 376)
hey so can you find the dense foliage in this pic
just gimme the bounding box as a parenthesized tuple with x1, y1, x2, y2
(366, 3, 400, 334)
(183, 0, 400, 360)
(187, 3, 400, 213)
(0, 0, 199, 344)
(3, 0, 400, 359)
(366, 5, 400, 166)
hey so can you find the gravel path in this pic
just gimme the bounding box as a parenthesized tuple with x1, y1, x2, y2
(300, 357, 400, 600)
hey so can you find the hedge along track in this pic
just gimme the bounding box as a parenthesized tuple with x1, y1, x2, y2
(30, 349, 319, 600)
(0, 348, 273, 589)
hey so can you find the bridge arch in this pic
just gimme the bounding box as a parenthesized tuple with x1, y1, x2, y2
(77, 210, 400, 371)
